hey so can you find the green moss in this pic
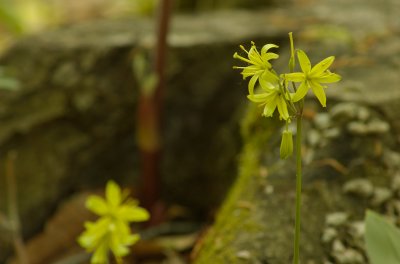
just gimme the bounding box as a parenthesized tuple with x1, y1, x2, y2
(194, 105, 280, 263)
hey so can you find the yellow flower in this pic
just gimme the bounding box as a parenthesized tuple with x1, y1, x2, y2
(78, 181, 149, 264)
(247, 78, 290, 120)
(233, 41, 279, 94)
(285, 50, 341, 107)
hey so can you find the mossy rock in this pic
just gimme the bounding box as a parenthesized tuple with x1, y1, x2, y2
(194, 98, 400, 263)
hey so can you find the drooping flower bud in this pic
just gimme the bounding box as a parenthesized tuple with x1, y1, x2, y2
(280, 130, 293, 159)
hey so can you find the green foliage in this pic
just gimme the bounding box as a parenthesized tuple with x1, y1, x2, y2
(0, 66, 19, 91)
(0, 2, 23, 34)
(127, 0, 158, 16)
(365, 210, 400, 264)
(78, 181, 150, 264)
(132, 52, 158, 97)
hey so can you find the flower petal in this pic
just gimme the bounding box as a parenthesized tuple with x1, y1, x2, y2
(291, 81, 309, 102)
(284, 72, 305, 83)
(247, 74, 259, 95)
(247, 93, 271, 103)
(315, 72, 341, 83)
(310, 81, 327, 107)
(86, 196, 108, 216)
(117, 206, 150, 222)
(310, 56, 335, 77)
(240, 65, 260, 79)
(261, 43, 279, 54)
(92, 242, 109, 264)
(261, 70, 279, 83)
(259, 78, 276, 91)
(297, 50, 311, 73)
(262, 52, 279, 62)
(276, 97, 289, 120)
(106, 180, 121, 207)
(262, 96, 277, 117)
(248, 45, 263, 66)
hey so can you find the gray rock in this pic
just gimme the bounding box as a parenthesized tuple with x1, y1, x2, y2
(326, 212, 349, 227)
(263, 185, 274, 195)
(347, 121, 368, 135)
(332, 239, 346, 253)
(330, 103, 359, 121)
(314, 113, 332, 130)
(333, 248, 365, 264)
(391, 172, 400, 192)
(343, 179, 374, 198)
(236, 250, 251, 260)
(388, 200, 400, 216)
(324, 127, 341, 139)
(357, 107, 370, 121)
(322, 227, 338, 243)
(307, 129, 321, 147)
(367, 119, 390, 134)
(348, 221, 365, 239)
(371, 187, 392, 206)
(384, 150, 400, 170)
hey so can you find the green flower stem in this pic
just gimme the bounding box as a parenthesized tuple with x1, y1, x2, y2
(288, 32, 297, 92)
(293, 110, 303, 264)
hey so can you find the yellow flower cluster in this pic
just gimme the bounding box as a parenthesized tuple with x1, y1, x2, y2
(78, 181, 149, 264)
(234, 42, 340, 119)
(233, 37, 341, 159)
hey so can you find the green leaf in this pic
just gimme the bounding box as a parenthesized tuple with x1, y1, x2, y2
(365, 210, 400, 264)
(0, 3, 23, 34)
(132, 52, 147, 82)
(141, 73, 158, 97)
(0, 77, 19, 91)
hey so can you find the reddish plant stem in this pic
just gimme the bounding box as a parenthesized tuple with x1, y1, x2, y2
(154, 0, 173, 107)
(138, 0, 173, 212)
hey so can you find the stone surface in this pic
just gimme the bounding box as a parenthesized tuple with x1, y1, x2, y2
(193, 0, 400, 262)
(343, 179, 374, 198)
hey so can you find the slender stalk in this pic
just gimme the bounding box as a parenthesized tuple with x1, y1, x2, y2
(6, 151, 29, 264)
(288, 32, 297, 93)
(293, 112, 303, 264)
(138, 0, 173, 216)
(154, 0, 173, 106)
